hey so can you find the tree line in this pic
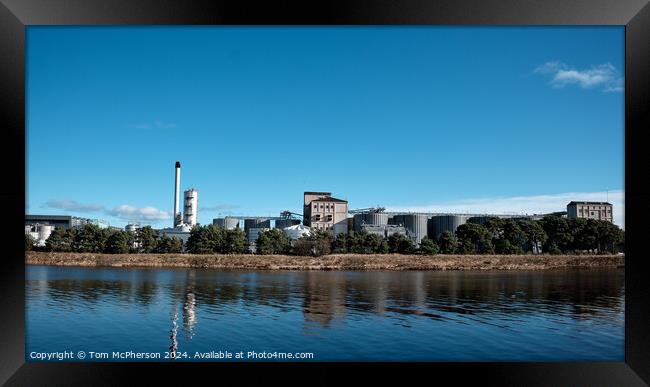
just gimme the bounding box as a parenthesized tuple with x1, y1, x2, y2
(31, 225, 184, 254)
(27, 215, 624, 256)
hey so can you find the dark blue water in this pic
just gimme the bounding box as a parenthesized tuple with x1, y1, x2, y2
(26, 265, 624, 361)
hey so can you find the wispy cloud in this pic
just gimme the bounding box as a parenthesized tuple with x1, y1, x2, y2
(534, 61, 623, 92)
(200, 203, 240, 211)
(128, 120, 177, 130)
(43, 199, 104, 213)
(386, 190, 624, 228)
(105, 205, 171, 223)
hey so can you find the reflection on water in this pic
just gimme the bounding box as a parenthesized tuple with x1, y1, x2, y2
(26, 266, 624, 361)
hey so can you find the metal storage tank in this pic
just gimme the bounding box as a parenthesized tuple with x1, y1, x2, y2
(353, 212, 389, 232)
(213, 217, 240, 229)
(183, 188, 199, 226)
(402, 214, 428, 245)
(244, 218, 269, 234)
(429, 215, 467, 239)
(247, 227, 270, 253)
(37, 224, 54, 243)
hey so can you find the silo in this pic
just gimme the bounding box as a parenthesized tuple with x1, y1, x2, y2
(214, 216, 241, 230)
(244, 218, 269, 234)
(402, 214, 428, 245)
(37, 224, 54, 242)
(183, 188, 198, 226)
(429, 215, 467, 239)
(353, 212, 388, 232)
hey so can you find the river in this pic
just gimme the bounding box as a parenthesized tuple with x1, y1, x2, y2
(26, 265, 624, 361)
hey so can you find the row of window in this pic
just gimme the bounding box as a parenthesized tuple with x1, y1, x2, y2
(313, 203, 336, 211)
(313, 214, 333, 222)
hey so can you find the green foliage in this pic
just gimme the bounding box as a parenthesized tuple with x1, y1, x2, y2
(135, 226, 159, 253)
(256, 229, 292, 255)
(387, 233, 415, 254)
(293, 230, 333, 256)
(25, 234, 35, 251)
(104, 231, 130, 254)
(539, 215, 573, 253)
(456, 223, 494, 254)
(437, 231, 459, 254)
(71, 224, 108, 253)
(332, 234, 348, 253)
(155, 235, 183, 253)
(419, 236, 439, 255)
(185, 225, 248, 254)
(517, 219, 548, 254)
(224, 229, 248, 254)
(45, 227, 74, 252)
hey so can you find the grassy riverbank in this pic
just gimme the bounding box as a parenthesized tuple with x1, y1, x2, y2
(25, 251, 624, 271)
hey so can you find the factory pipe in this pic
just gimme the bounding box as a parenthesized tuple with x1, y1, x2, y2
(174, 161, 181, 227)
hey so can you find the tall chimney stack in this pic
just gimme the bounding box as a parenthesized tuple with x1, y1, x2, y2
(174, 161, 181, 227)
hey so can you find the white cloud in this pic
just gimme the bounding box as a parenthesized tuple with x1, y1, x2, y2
(385, 190, 624, 228)
(105, 205, 171, 223)
(43, 199, 104, 213)
(534, 61, 623, 92)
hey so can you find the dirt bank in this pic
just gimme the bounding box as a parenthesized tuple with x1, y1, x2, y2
(25, 251, 624, 271)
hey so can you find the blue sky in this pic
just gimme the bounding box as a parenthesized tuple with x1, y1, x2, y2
(26, 26, 625, 228)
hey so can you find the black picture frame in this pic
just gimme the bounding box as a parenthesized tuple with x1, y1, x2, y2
(1, 0, 649, 385)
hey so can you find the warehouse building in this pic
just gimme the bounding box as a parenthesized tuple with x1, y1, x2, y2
(25, 214, 110, 229)
(303, 192, 348, 235)
(567, 201, 613, 223)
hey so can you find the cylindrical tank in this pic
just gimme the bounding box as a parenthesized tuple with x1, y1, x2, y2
(37, 224, 54, 242)
(428, 215, 467, 239)
(244, 218, 268, 234)
(401, 214, 428, 245)
(353, 212, 388, 232)
(213, 217, 241, 230)
(183, 188, 198, 226)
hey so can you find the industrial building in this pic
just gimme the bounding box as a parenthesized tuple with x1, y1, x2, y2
(159, 161, 199, 247)
(24, 223, 54, 247)
(428, 215, 468, 239)
(25, 214, 110, 229)
(213, 216, 241, 229)
(303, 191, 348, 234)
(567, 201, 613, 223)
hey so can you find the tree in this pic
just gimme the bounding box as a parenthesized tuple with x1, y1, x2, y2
(45, 227, 74, 252)
(256, 229, 292, 255)
(571, 218, 599, 253)
(388, 233, 414, 254)
(419, 236, 439, 255)
(332, 234, 348, 254)
(595, 220, 623, 254)
(359, 233, 384, 253)
(72, 224, 107, 253)
(135, 226, 159, 253)
(185, 225, 222, 254)
(292, 230, 332, 257)
(224, 229, 248, 254)
(456, 223, 493, 254)
(539, 215, 573, 253)
(104, 231, 130, 254)
(517, 219, 547, 254)
(437, 231, 459, 254)
(25, 234, 35, 251)
(155, 235, 183, 253)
